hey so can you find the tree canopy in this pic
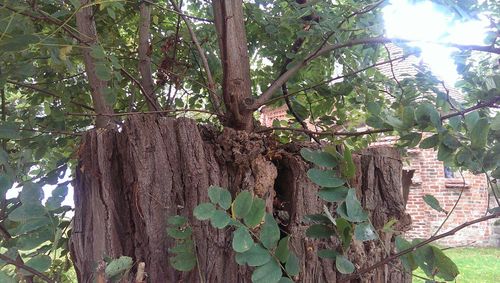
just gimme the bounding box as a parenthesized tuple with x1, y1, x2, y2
(0, 0, 499, 281)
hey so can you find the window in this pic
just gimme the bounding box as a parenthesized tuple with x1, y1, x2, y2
(443, 166, 455, 178)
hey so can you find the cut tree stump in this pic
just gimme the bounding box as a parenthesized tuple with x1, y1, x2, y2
(70, 115, 411, 283)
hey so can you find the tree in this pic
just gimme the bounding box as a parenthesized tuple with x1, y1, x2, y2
(0, 0, 499, 282)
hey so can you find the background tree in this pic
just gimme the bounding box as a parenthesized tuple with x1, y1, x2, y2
(0, 0, 499, 282)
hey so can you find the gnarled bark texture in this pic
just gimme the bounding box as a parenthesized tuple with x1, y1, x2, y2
(70, 116, 410, 282)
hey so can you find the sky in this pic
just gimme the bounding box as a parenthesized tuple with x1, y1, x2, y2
(383, 0, 490, 83)
(5, 0, 492, 208)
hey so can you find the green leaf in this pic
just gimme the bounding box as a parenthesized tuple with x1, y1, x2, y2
(300, 148, 338, 168)
(420, 134, 439, 149)
(22, 255, 51, 276)
(278, 278, 294, 283)
(413, 242, 436, 277)
(305, 224, 334, 239)
(12, 217, 52, 235)
(285, 253, 299, 276)
(90, 45, 106, 59)
(0, 271, 16, 283)
(382, 219, 398, 233)
(167, 215, 187, 226)
(208, 186, 222, 204)
(491, 114, 500, 131)
(395, 236, 417, 271)
(8, 204, 47, 222)
(354, 222, 377, 241)
(304, 214, 331, 224)
(193, 203, 216, 220)
(235, 244, 271, 267)
(437, 144, 454, 163)
(16, 228, 52, 250)
(232, 227, 253, 253)
(275, 236, 290, 263)
(318, 249, 338, 259)
(244, 198, 266, 228)
(345, 189, 368, 222)
(260, 214, 280, 249)
(251, 259, 282, 283)
(318, 186, 349, 202)
(470, 118, 489, 150)
(170, 253, 196, 272)
(342, 146, 356, 179)
(0, 122, 21, 139)
(336, 218, 353, 250)
(442, 133, 461, 149)
(423, 194, 445, 213)
(210, 210, 231, 229)
(0, 35, 39, 52)
(336, 254, 355, 274)
(105, 256, 133, 278)
(166, 226, 192, 240)
(45, 184, 68, 210)
(95, 63, 113, 81)
(464, 111, 479, 129)
(307, 169, 345, 188)
(232, 191, 254, 219)
(400, 132, 422, 147)
(431, 246, 459, 281)
(219, 188, 232, 210)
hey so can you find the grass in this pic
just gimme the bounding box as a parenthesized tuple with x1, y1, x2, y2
(412, 247, 500, 283)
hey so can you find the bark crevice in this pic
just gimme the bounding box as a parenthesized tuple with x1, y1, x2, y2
(70, 116, 410, 283)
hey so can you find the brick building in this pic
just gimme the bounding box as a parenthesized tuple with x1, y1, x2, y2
(260, 47, 496, 246)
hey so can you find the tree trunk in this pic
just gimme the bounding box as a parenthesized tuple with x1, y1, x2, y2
(70, 116, 410, 282)
(75, 0, 115, 128)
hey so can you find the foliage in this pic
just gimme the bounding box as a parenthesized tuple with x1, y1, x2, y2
(301, 147, 460, 281)
(0, 0, 498, 281)
(413, 248, 500, 283)
(171, 186, 299, 283)
(166, 215, 197, 272)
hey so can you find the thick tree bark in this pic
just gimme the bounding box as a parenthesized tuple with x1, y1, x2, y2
(70, 116, 410, 283)
(212, 0, 254, 131)
(75, 0, 115, 128)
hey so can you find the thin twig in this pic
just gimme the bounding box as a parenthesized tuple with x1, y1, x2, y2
(432, 171, 466, 237)
(339, 211, 500, 282)
(6, 79, 94, 111)
(262, 54, 411, 106)
(0, 253, 54, 283)
(168, 0, 222, 115)
(257, 127, 391, 137)
(253, 36, 500, 109)
(66, 108, 222, 117)
(441, 96, 500, 120)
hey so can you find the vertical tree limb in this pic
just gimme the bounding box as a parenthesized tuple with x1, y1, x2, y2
(168, 0, 223, 116)
(138, 1, 162, 111)
(75, 0, 115, 128)
(212, 0, 254, 131)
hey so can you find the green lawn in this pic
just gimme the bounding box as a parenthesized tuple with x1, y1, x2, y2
(412, 247, 500, 283)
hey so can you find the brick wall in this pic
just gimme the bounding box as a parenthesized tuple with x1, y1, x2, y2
(260, 45, 495, 246)
(403, 148, 494, 246)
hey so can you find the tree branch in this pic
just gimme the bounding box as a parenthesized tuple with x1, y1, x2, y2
(262, 54, 411, 106)
(257, 127, 392, 137)
(252, 36, 500, 110)
(340, 211, 500, 282)
(6, 79, 94, 111)
(441, 96, 500, 120)
(168, 0, 222, 115)
(137, 1, 162, 111)
(0, 253, 54, 283)
(75, 0, 115, 128)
